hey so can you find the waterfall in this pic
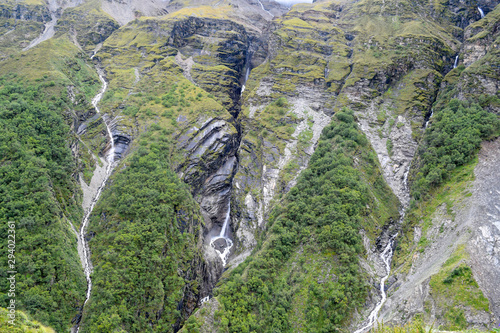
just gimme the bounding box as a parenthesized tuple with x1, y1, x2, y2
(241, 67, 251, 94)
(424, 109, 434, 129)
(75, 67, 115, 333)
(92, 70, 115, 163)
(220, 205, 230, 238)
(453, 55, 459, 69)
(245, 66, 251, 83)
(355, 161, 411, 333)
(241, 52, 252, 94)
(210, 202, 234, 266)
(478, 7, 485, 18)
(354, 234, 398, 333)
(257, 0, 274, 17)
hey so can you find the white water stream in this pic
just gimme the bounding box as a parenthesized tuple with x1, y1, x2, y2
(478, 7, 485, 18)
(424, 109, 434, 129)
(257, 0, 274, 17)
(354, 234, 398, 333)
(209, 203, 233, 266)
(22, 13, 57, 51)
(75, 68, 115, 332)
(453, 55, 459, 68)
(355, 165, 410, 333)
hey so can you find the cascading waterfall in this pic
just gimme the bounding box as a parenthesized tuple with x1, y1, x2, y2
(478, 7, 485, 18)
(424, 109, 434, 129)
(257, 0, 274, 17)
(209, 203, 234, 266)
(22, 13, 57, 51)
(75, 67, 115, 333)
(354, 234, 398, 333)
(453, 55, 459, 69)
(355, 166, 410, 333)
(241, 51, 253, 94)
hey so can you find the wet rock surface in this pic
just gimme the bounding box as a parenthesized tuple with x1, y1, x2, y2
(468, 138, 500, 319)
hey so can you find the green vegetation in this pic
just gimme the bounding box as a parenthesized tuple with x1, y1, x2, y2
(1, 0, 499, 331)
(370, 316, 498, 332)
(411, 99, 500, 200)
(253, 97, 295, 141)
(211, 110, 398, 332)
(0, 308, 55, 333)
(371, 318, 433, 333)
(428, 246, 489, 331)
(393, 152, 476, 273)
(0, 77, 86, 331)
(80, 131, 204, 333)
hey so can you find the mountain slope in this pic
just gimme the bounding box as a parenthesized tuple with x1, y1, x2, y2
(0, 0, 499, 332)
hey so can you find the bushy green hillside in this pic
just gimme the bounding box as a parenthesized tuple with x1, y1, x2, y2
(0, 36, 104, 332)
(80, 132, 205, 333)
(411, 99, 500, 199)
(187, 110, 399, 332)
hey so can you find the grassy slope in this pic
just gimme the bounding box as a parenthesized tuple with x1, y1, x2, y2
(56, 0, 120, 54)
(388, 3, 500, 325)
(0, 308, 55, 333)
(0, 1, 49, 60)
(0, 0, 498, 331)
(79, 133, 205, 333)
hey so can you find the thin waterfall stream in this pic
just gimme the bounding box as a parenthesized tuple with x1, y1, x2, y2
(355, 167, 410, 333)
(75, 67, 115, 332)
(424, 109, 434, 129)
(241, 67, 251, 94)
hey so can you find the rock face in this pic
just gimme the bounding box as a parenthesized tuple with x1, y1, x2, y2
(457, 4, 500, 114)
(3, 0, 500, 331)
(372, 4, 500, 330)
(379, 138, 500, 329)
(101, 0, 169, 26)
(0, 2, 51, 22)
(176, 117, 239, 230)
